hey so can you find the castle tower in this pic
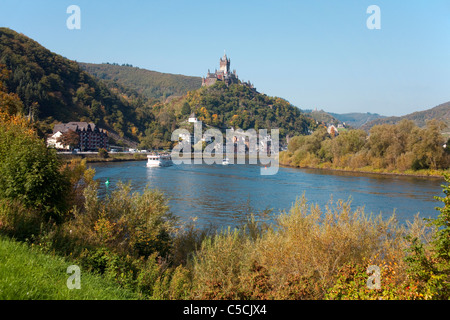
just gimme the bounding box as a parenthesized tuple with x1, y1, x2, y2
(219, 52, 230, 74)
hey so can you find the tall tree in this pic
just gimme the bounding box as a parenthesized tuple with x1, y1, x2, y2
(57, 129, 80, 150)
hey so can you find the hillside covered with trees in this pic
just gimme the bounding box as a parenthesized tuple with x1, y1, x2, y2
(79, 62, 202, 102)
(0, 28, 155, 143)
(361, 101, 450, 132)
(181, 82, 314, 137)
(302, 109, 340, 126)
(136, 81, 317, 150)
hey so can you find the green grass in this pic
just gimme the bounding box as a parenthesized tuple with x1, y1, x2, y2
(0, 237, 139, 300)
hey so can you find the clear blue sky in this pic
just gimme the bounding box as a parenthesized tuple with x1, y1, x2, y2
(1, 0, 449, 116)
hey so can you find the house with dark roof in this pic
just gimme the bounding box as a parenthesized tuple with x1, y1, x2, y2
(48, 122, 108, 151)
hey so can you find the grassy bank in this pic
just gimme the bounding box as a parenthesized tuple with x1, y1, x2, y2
(279, 155, 448, 179)
(58, 152, 148, 164)
(0, 236, 139, 300)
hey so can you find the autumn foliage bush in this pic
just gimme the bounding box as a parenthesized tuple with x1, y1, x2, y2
(187, 195, 413, 299)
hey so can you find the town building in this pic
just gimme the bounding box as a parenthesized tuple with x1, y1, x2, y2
(49, 122, 108, 151)
(327, 125, 338, 137)
(46, 131, 69, 150)
(188, 113, 199, 123)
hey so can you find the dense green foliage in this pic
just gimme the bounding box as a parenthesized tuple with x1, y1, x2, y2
(0, 68, 69, 229)
(136, 81, 317, 149)
(79, 62, 202, 101)
(0, 119, 69, 224)
(401, 174, 450, 299)
(282, 119, 450, 173)
(182, 81, 315, 139)
(0, 28, 154, 141)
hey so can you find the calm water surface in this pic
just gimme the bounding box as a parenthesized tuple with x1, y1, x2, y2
(90, 161, 444, 228)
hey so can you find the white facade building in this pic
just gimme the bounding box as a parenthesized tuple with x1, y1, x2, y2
(46, 131, 70, 150)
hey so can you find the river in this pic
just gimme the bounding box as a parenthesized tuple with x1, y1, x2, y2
(90, 160, 444, 229)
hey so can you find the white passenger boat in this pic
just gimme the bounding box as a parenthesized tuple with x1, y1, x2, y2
(222, 158, 230, 165)
(147, 153, 173, 167)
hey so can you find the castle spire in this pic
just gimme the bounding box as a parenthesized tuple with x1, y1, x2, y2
(222, 50, 229, 62)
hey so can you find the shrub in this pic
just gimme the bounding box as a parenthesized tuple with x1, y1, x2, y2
(326, 260, 424, 300)
(191, 228, 253, 299)
(0, 113, 70, 238)
(135, 253, 163, 297)
(60, 158, 97, 209)
(151, 265, 192, 300)
(0, 199, 43, 241)
(403, 173, 450, 299)
(255, 196, 404, 299)
(98, 148, 109, 159)
(396, 152, 415, 171)
(188, 195, 406, 300)
(58, 181, 174, 259)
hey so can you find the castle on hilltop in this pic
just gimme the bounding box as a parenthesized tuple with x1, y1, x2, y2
(202, 53, 254, 89)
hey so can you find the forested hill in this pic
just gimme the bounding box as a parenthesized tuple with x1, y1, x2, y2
(361, 101, 450, 132)
(79, 62, 202, 102)
(0, 27, 151, 141)
(174, 81, 315, 137)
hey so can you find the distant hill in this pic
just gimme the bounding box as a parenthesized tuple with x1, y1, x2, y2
(79, 62, 202, 102)
(360, 101, 450, 132)
(302, 109, 340, 126)
(0, 27, 155, 143)
(328, 112, 386, 128)
(302, 109, 386, 129)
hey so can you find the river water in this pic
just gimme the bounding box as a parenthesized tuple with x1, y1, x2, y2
(90, 161, 444, 229)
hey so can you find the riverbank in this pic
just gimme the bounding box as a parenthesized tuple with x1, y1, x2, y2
(279, 161, 447, 179)
(57, 152, 148, 164)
